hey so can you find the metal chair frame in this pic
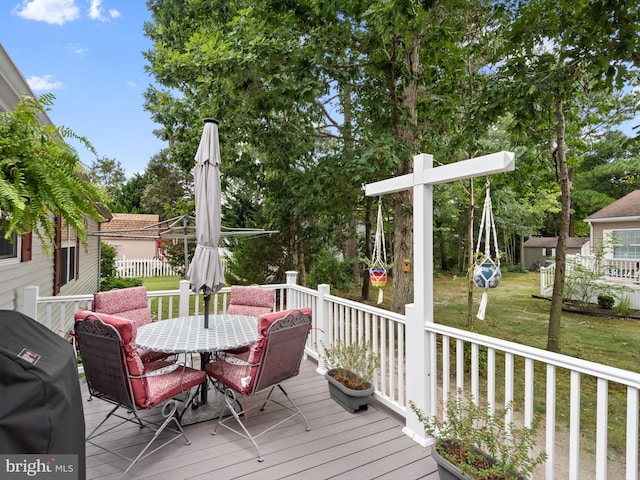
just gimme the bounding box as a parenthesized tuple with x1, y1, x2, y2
(207, 309, 312, 462)
(75, 314, 201, 478)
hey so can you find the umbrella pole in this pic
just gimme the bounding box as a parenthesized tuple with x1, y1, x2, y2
(204, 292, 210, 328)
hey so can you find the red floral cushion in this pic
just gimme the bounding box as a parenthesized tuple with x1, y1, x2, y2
(145, 364, 206, 408)
(93, 287, 152, 329)
(227, 304, 273, 317)
(228, 286, 275, 312)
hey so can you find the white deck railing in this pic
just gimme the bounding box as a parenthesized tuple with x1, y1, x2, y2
(21, 272, 640, 479)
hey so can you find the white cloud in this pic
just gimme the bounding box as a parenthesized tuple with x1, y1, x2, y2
(66, 43, 88, 55)
(12, 0, 80, 25)
(127, 81, 137, 88)
(27, 75, 63, 91)
(88, 0, 120, 22)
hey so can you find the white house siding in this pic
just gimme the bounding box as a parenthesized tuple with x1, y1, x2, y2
(0, 218, 101, 320)
(0, 235, 52, 311)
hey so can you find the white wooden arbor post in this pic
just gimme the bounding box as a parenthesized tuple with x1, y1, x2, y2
(365, 151, 515, 444)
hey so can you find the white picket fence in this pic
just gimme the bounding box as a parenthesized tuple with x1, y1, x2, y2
(115, 257, 179, 278)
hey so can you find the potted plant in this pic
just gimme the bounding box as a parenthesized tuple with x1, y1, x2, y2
(409, 391, 547, 480)
(321, 340, 380, 413)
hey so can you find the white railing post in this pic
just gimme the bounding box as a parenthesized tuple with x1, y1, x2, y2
(285, 270, 298, 285)
(23, 285, 39, 319)
(179, 279, 190, 317)
(285, 271, 299, 310)
(316, 283, 331, 375)
(402, 303, 432, 446)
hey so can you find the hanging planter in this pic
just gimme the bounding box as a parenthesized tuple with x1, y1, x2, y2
(369, 267, 387, 287)
(473, 261, 501, 289)
(474, 180, 502, 320)
(365, 199, 390, 303)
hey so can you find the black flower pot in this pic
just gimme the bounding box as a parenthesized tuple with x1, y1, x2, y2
(325, 369, 374, 413)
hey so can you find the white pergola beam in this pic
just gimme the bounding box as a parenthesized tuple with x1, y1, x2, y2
(365, 151, 514, 196)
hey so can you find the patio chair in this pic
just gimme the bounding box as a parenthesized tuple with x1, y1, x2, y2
(221, 285, 276, 355)
(205, 308, 312, 462)
(74, 312, 206, 478)
(77, 286, 171, 363)
(227, 285, 276, 316)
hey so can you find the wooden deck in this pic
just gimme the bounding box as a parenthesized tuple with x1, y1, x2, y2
(83, 359, 438, 480)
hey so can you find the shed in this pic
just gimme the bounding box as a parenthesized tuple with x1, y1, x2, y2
(523, 237, 590, 270)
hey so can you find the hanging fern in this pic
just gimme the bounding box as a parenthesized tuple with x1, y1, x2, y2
(0, 95, 108, 253)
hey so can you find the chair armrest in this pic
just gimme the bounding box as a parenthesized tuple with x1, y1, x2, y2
(224, 356, 259, 367)
(130, 362, 182, 379)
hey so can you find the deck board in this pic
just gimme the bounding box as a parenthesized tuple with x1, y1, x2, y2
(82, 359, 437, 480)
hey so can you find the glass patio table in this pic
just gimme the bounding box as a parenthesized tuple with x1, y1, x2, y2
(136, 314, 258, 405)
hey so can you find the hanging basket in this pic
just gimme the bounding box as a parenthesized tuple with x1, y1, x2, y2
(473, 262, 501, 289)
(369, 267, 387, 287)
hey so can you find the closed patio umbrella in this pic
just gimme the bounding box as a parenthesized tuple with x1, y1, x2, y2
(187, 118, 225, 329)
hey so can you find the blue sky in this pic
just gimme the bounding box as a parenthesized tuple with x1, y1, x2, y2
(2, 0, 164, 177)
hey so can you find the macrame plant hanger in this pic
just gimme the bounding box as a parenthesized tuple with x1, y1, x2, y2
(370, 198, 388, 304)
(473, 179, 502, 320)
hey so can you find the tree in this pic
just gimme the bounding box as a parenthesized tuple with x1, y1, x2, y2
(89, 156, 126, 198)
(143, 0, 501, 312)
(140, 150, 191, 219)
(493, 0, 640, 352)
(110, 172, 152, 213)
(0, 95, 107, 250)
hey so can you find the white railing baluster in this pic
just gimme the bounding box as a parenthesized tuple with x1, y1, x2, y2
(442, 335, 450, 403)
(546, 364, 557, 480)
(456, 338, 464, 392)
(569, 371, 581, 479)
(524, 357, 534, 427)
(471, 342, 479, 402)
(505, 352, 514, 423)
(487, 347, 495, 414)
(596, 378, 609, 479)
(626, 386, 639, 480)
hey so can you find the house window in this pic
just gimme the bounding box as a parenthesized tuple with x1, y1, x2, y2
(59, 220, 78, 287)
(543, 247, 555, 257)
(608, 230, 640, 259)
(0, 229, 18, 261)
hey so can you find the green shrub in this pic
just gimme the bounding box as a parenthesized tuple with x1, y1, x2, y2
(100, 242, 117, 279)
(307, 249, 356, 290)
(614, 295, 631, 316)
(101, 277, 143, 291)
(597, 294, 615, 309)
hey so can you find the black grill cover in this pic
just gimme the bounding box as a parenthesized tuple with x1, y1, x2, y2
(0, 310, 85, 479)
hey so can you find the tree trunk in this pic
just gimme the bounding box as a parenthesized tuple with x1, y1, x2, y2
(390, 33, 422, 314)
(547, 99, 570, 353)
(467, 180, 475, 329)
(391, 189, 414, 313)
(292, 218, 306, 286)
(361, 198, 372, 302)
(343, 221, 359, 280)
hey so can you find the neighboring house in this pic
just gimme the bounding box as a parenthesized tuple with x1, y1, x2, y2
(585, 189, 640, 260)
(523, 236, 590, 270)
(0, 43, 110, 314)
(101, 213, 161, 260)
